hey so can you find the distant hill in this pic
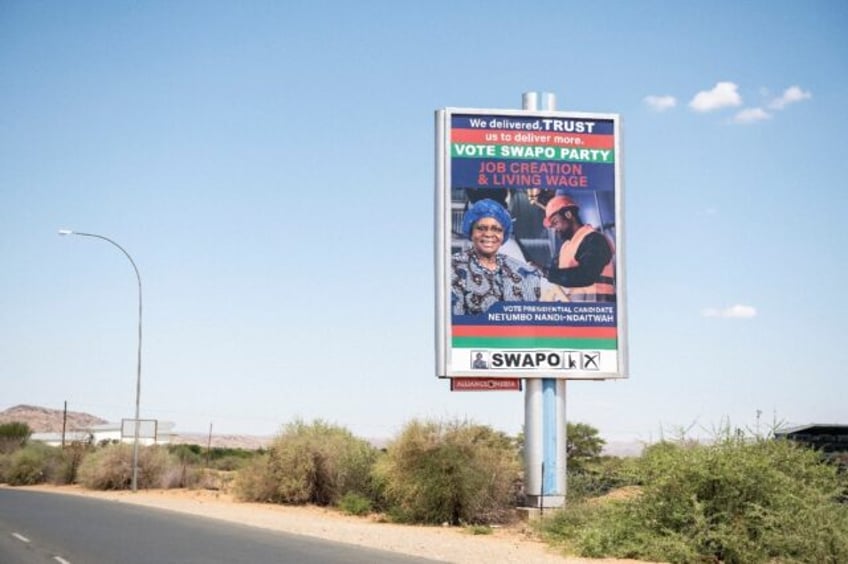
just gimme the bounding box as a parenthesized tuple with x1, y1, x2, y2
(0, 404, 107, 433)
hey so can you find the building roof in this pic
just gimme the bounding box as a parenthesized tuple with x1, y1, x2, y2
(775, 424, 848, 436)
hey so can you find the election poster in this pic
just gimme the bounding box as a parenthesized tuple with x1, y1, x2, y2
(435, 108, 627, 380)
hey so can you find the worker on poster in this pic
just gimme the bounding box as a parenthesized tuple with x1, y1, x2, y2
(541, 195, 616, 303)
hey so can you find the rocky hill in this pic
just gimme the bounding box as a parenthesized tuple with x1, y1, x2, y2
(0, 404, 107, 433)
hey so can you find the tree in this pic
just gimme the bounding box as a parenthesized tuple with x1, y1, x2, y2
(0, 421, 32, 454)
(566, 422, 605, 471)
(516, 421, 606, 469)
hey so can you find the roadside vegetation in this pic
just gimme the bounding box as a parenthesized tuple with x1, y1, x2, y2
(233, 419, 377, 506)
(374, 419, 521, 525)
(539, 428, 848, 563)
(2, 419, 847, 562)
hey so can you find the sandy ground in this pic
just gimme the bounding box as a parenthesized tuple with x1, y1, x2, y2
(11, 485, 649, 564)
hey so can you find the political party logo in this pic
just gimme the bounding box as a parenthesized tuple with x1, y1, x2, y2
(471, 351, 489, 369)
(487, 350, 602, 370)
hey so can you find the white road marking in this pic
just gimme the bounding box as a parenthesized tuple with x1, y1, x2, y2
(12, 532, 72, 563)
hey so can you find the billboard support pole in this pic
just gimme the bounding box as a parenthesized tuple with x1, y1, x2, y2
(522, 91, 566, 509)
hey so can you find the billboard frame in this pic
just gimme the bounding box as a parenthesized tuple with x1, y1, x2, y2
(121, 418, 158, 440)
(435, 106, 628, 381)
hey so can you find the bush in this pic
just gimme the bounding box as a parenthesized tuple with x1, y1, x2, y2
(234, 420, 377, 506)
(0, 453, 10, 482)
(166, 444, 259, 471)
(4, 442, 66, 485)
(375, 419, 521, 525)
(566, 455, 630, 502)
(61, 441, 92, 484)
(77, 443, 177, 490)
(209, 455, 251, 471)
(338, 491, 373, 516)
(0, 422, 32, 454)
(540, 431, 848, 563)
(233, 453, 275, 501)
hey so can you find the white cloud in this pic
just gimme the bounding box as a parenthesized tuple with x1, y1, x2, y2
(689, 81, 742, 112)
(732, 107, 772, 124)
(701, 305, 757, 319)
(768, 85, 812, 110)
(644, 95, 677, 111)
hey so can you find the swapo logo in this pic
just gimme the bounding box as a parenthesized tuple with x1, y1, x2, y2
(489, 350, 601, 370)
(562, 351, 601, 370)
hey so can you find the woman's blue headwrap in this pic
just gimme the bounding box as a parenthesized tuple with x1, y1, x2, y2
(461, 198, 512, 242)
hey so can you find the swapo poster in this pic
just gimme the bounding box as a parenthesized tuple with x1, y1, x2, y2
(435, 108, 627, 379)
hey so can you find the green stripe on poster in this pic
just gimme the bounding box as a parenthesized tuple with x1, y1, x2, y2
(451, 144, 614, 163)
(452, 337, 617, 349)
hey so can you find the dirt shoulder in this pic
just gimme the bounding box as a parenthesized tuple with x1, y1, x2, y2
(9, 485, 645, 564)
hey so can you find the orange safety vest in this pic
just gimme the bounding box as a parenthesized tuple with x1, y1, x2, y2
(555, 224, 615, 302)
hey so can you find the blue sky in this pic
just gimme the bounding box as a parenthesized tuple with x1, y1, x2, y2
(2, 1, 846, 443)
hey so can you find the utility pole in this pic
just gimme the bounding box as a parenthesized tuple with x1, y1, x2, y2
(62, 401, 68, 449)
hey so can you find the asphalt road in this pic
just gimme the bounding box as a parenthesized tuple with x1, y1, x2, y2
(0, 489, 440, 564)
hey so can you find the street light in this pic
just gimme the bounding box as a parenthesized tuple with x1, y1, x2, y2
(59, 229, 143, 492)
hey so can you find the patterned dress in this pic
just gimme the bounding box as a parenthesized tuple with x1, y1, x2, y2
(451, 249, 542, 315)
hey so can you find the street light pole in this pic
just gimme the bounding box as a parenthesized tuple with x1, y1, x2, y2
(59, 229, 143, 492)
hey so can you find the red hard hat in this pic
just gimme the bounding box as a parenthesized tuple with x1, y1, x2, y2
(543, 196, 579, 228)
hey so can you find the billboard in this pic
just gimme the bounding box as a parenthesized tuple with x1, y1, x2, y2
(121, 418, 158, 439)
(435, 108, 627, 380)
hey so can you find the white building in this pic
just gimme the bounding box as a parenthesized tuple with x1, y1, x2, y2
(32, 420, 177, 447)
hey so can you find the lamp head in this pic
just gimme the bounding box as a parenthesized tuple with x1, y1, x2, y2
(58, 229, 74, 236)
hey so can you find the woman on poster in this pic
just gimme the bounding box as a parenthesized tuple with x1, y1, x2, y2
(451, 198, 542, 315)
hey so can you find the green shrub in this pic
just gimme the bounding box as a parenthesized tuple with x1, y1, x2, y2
(77, 443, 177, 490)
(4, 442, 66, 485)
(540, 431, 848, 563)
(234, 420, 377, 506)
(0, 422, 32, 454)
(566, 455, 630, 502)
(375, 419, 521, 525)
(209, 455, 251, 471)
(338, 491, 373, 516)
(165, 444, 203, 488)
(169, 444, 203, 465)
(165, 444, 259, 472)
